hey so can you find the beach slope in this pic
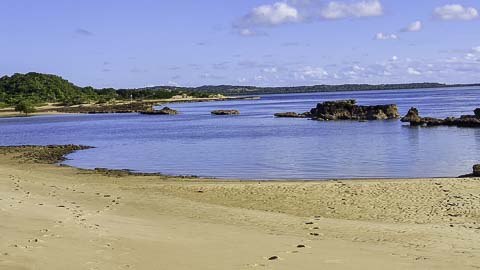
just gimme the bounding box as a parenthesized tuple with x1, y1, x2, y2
(0, 146, 479, 269)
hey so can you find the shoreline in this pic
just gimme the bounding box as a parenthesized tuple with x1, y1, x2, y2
(63, 146, 471, 181)
(1, 144, 472, 182)
(1, 145, 480, 269)
(0, 95, 260, 119)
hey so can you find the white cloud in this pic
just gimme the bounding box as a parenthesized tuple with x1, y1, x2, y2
(383, 71, 392, 76)
(465, 53, 477, 61)
(472, 46, 480, 53)
(167, 81, 179, 87)
(239, 28, 255, 36)
(434, 4, 479, 20)
(402, 20, 422, 32)
(320, 0, 383, 19)
(254, 75, 266, 81)
(391, 56, 399, 61)
(295, 66, 329, 80)
(407, 67, 422, 75)
(352, 65, 365, 71)
(235, 1, 383, 35)
(241, 2, 299, 27)
(263, 67, 278, 73)
(375, 32, 398, 40)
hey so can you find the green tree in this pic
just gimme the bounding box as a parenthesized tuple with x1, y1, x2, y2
(15, 100, 36, 116)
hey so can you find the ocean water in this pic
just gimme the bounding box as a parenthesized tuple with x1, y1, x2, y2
(1, 87, 480, 180)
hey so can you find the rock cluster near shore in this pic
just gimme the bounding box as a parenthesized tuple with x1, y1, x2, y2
(401, 107, 480, 127)
(211, 110, 240, 115)
(140, 107, 179, 115)
(275, 100, 400, 121)
(56, 102, 154, 114)
(0, 145, 93, 164)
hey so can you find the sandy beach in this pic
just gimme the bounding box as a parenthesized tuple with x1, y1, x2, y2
(0, 146, 479, 270)
(0, 96, 260, 119)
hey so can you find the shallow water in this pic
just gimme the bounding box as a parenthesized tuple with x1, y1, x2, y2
(1, 87, 480, 179)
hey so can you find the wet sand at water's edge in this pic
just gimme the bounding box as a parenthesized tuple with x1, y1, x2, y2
(0, 146, 479, 269)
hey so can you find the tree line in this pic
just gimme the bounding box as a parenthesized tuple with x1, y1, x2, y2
(0, 72, 210, 113)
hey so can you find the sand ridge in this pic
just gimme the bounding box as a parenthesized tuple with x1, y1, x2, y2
(0, 147, 480, 269)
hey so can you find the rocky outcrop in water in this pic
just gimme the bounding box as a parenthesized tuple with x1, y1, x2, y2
(274, 112, 311, 118)
(310, 100, 400, 121)
(400, 107, 422, 123)
(211, 110, 240, 115)
(274, 100, 399, 121)
(140, 107, 178, 115)
(401, 107, 480, 127)
(473, 165, 480, 177)
(459, 164, 480, 178)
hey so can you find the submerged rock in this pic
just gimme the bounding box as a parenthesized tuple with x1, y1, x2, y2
(211, 110, 240, 115)
(310, 100, 400, 121)
(140, 107, 178, 115)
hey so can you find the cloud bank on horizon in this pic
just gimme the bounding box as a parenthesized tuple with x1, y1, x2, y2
(0, 0, 479, 88)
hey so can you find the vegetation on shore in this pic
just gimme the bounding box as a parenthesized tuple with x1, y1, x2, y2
(14, 100, 37, 115)
(0, 72, 210, 108)
(1, 72, 479, 112)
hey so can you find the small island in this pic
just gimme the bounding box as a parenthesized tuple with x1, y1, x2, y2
(140, 107, 179, 115)
(211, 110, 240, 115)
(401, 107, 480, 127)
(274, 112, 311, 118)
(275, 100, 400, 121)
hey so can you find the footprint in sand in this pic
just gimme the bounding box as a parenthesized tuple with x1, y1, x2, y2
(249, 218, 322, 267)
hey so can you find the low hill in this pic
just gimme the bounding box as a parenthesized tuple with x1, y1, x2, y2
(0, 72, 97, 105)
(0, 72, 208, 106)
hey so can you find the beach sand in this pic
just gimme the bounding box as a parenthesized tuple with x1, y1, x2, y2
(0, 147, 479, 269)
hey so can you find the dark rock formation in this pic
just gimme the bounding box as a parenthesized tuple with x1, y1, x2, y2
(273, 100, 399, 121)
(310, 100, 400, 121)
(274, 112, 311, 118)
(459, 164, 480, 178)
(475, 109, 480, 118)
(211, 110, 240, 115)
(401, 107, 422, 124)
(140, 107, 178, 115)
(401, 107, 480, 127)
(474, 165, 480, 177)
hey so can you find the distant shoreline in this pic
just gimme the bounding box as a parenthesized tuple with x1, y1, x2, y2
(161, 82, 480, 97)
(2, 85, 479, 119)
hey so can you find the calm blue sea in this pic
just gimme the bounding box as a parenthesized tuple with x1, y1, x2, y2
(1, 87, 480, 179)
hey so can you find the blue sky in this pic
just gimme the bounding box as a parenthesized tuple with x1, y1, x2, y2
(1, 0, 479, 88)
